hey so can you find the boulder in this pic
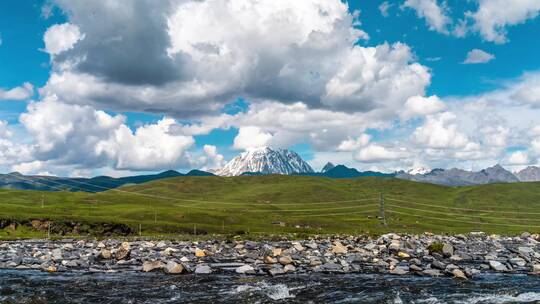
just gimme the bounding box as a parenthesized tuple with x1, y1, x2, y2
(194, 265, 212, 274)
(45, 265, 57, 273)
(397, 252, 410, 259)
(195, 248, 206, 258)
(390, 266, 409, 275)
(422, 269, 442, 277)
(163, 247, 177, 256)
(489, 260, 508, 272)
(284, 264, 296, 273)
(100, 249, 112, 260)
(452, 269, 467, 279)
(272, 248, 282, 257)
(164, 261, 184, 274)
(51, 249, 62, 261)
(532, 264, 540, 274)
(442, 244, 454, 257)
(278, 256, 293, 265)
(332, 242, 348, 254)
(388, 241, 401, 252)
(142, 261, 163, 272)
(264, 256, 277, 264)
(116, 242, 131, 260)
(235, 265, 255, 274)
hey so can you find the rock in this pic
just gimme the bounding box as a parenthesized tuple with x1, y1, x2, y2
(397, 252, 410, 259)
(180, 256, 190, 262)
(116, 242, 131, 260)
(164, 261, 184, 274)
(45, 265, 57, 273)
(442, 244, 454, 257)
(388, 241, 401, 252)
(518, 247, 534, 256)
(431, 260, 446, 270)
(305, 242, 318, 249)
(51, 249, 62, 261)
(521, 232, 531, 238)
(142, 261, 163, 272)
(264, 256, 277, 264)
(284, 264, 296, 273)
(309, 259, 322, 267)
(293, 243, 305, 252)
(195, 248, 206, 258)
(163, 247, 177, 256)
(272, 248, 282, 256)
(269, 267, 286, 276)
(100, 249, 112, 259)
(509, 257, 526, 267)
(532, 264, 540, 274)
(235, 265, 255, 274)
(452, 269, 467, 279)
(410, 265, 423, 272)
(489, 260, 508, 272)
(422, 269, 442, 277)
(278, 256, 293, 265)
(61, 260, 78, 268)
(332, 242, 348, 254)
(390, 266, 409, 275)
(194, 265, 212, 274)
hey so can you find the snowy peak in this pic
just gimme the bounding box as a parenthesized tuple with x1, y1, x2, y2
(216, 147, 314, 176)
(406, 167, 431, 175)
(321, 162, 336, 173)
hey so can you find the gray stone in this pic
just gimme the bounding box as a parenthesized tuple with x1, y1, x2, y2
(195, 265, 212, 274)
(489, 260, 508, 272)
(442, 244, 454, 257)
(235, 265, 255, 274)
(164, 261, 184, 274)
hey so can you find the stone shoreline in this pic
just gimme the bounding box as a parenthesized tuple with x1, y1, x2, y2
(1, 232, 540, 279)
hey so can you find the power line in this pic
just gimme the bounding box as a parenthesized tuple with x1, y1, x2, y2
(288, 209, 379, 218)
(386, 209, 540, 228)
(216, 203, 380, 213)
(11, 173, 380, 206)
(386, 204, 540, 222)
(385, 197, 540, 215)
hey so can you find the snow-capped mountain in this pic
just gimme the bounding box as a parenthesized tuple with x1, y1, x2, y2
(406, 167, 431, 175)
(321, 162, 336, 173)
(216, 147, 314, 176)
(515, 166, 540, 182)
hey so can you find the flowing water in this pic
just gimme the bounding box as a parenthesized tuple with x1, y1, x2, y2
(1, 270, 540, 303)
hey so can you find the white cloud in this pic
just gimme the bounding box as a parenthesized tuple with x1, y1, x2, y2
(402, 0, 451, 34)
(0, 83, 34, 101)
(379, 2, 392, 17)
(199, 145, 225, 170)
(338, 134, 371, 152)
(43, 23, 84, 56)
(401, 95, 446, 119)
(412, 112, 472, 149)
(19, 100, 195, 171)
(463, 49, 495, 64)
(467, 0, 540, 43)
(323, 42, 431, 112)
(354, 144, 407, 163)
(233, 126, 273, 151)
(506, 151, 530, 165)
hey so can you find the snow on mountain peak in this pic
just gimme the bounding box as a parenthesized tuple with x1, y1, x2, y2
(216, 146, 314, 176)
(406, 167, 431, 175)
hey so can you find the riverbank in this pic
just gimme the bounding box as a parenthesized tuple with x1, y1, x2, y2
(1, 233, 540, 279)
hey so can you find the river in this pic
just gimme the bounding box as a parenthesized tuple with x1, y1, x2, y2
(2, 270, 540, 303)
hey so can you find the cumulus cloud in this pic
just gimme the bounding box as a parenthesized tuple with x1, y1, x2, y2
(463, 49, 495, 64)
(401, 95, 446, 119)
(412, 112, 472, 149)
(338, 134, 371, 152)
(43, 23, 84, 56)
(402, 0, 451, 34)
(38, 0, 428, 118)
(18, 100, 195, 171)
(354, 144, 408, 163)
(0, 83, 34, 101)
(506, 151, 530, 165)
(233, 126, 273, 151)
(467, 0, 540, 43)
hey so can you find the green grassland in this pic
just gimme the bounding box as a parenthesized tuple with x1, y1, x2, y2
(2, 175, 540, 239)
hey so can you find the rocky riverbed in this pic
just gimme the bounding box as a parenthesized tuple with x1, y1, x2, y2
(1, 232, 540, 279)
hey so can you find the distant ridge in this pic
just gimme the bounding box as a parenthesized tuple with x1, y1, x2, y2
(0, 169, 214, 192)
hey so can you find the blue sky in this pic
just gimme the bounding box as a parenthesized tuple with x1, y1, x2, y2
(1, 0, 540, 176)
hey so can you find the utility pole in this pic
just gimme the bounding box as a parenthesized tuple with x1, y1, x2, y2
(379, 193, 387, 227)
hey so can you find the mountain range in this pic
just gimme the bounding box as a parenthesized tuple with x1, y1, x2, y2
(1, 146, 540, 192)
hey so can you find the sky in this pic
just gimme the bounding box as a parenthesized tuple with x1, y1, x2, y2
(1, 0, 540, 177)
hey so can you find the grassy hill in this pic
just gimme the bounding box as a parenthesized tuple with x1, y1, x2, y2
(2, 175, 540, 239)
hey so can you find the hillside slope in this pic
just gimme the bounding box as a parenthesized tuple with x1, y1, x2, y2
(2, 175, 540, 238)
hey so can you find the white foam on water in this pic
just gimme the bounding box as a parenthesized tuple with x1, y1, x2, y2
(233, 282, 295, 300)
(393, 292, 403, 304)
(463, 292, 540, 304)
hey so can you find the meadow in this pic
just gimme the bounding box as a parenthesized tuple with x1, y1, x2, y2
(2, 175, 540, 239)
